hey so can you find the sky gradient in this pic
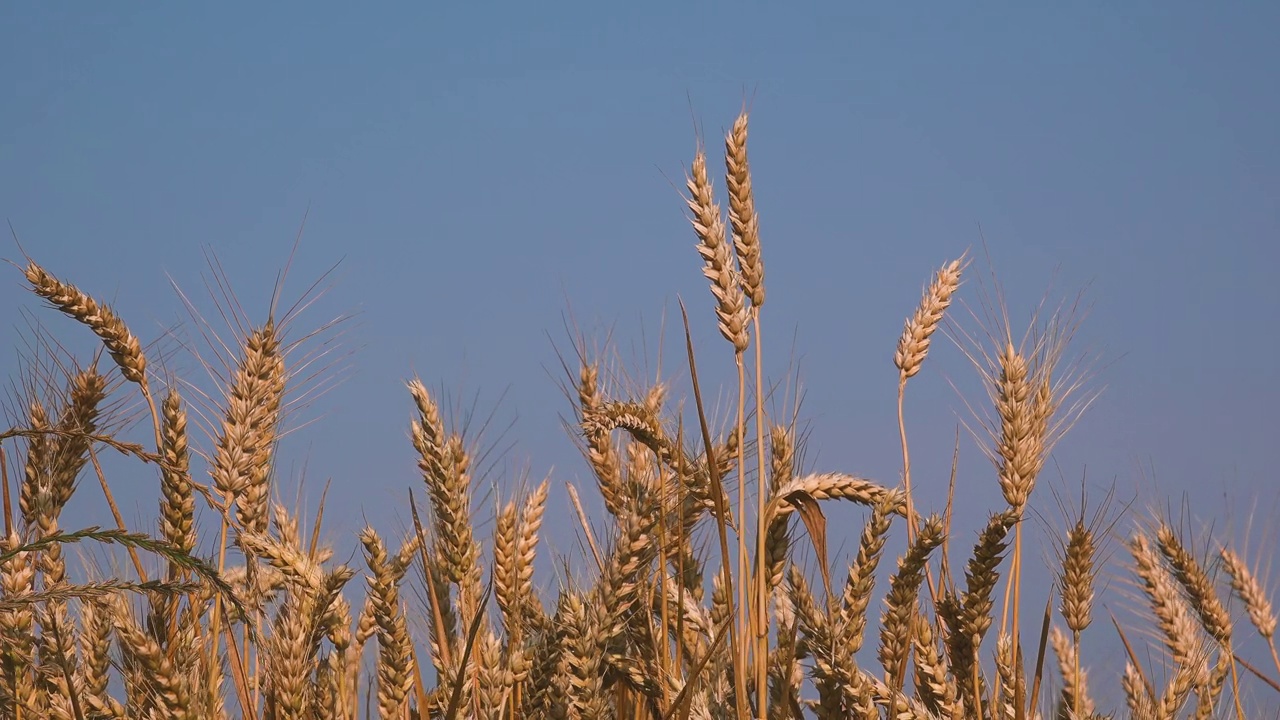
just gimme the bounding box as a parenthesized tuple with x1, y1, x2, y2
(3, 2, 1278, 703)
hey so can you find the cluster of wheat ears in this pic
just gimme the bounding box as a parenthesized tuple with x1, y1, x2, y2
(1, 111, 1277, 720)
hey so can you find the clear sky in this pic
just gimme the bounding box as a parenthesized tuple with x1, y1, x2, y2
(3, 1, 1278, 700)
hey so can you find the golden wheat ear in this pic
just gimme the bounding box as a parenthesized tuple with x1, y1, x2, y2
(24, 262, 148, 386)
(1220, 545, 1280, 676)
(686, 148, 748, 355)
(724, 111, 764, 312)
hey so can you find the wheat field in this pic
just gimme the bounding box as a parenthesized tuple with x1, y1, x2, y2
(1, 111, 1276, 720)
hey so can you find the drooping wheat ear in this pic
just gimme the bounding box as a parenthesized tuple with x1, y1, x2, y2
(211, 320, 286, 536)
(768, 473, 904, 521)
(687, 148, 749, 353)
(724, 110, 764, 310)
(578, 363, 624, 516)
(1154, 524, 1232, 644)
(1050, 624, 1096, 719)
(1219, 547, 1276, 639)
(361, 527, 414, 719)
(878, 513, 946, 685)
(25, 262, 148, 385)
(1060, 517, 1096, 634)
(895, 257, 964, 380)
(159, 389, 196, 556)
(582, 400, 677, 468)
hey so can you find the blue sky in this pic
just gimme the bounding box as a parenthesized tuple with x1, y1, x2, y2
(3, 1, 1278, 697)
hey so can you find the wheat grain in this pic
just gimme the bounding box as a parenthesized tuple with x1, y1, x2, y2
(837, 490, 900, 653)
(769, 473, 902, 520)
(913, 612, 960, 718)
(1061, 517, 1096, 634)
(724, 111, 764, 310)
(0, 530, 39, 713)
(578, 363, 625, 516)
(687, 148, 749, 353)
(879, 514, 946, 685)
(113, 595, 191, 718)
(1131, 532, 1200, 666)
(1220, 547, 1276, 639)
(1050, 624, 1096, 718)
(25, 262, 148, 385)
(1155, 524, 1231, 644)
(8, 115, 1279, 720)
(360, 527, 413, 719)
(896, 258, 963, 380)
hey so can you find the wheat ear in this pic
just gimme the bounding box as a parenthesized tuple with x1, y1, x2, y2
(1220, 546, 1280, 675)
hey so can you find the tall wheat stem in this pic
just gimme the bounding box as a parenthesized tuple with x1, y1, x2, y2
(1073, 629, 1083, 720)
(897, 379, 916, 544)
(1228, 641, 1246, 720)
(657, 447, 672, 705)
(1005, 525, 1024, 665)
(207, 519, 231, 715)
(88, 447, 147, 582)
(140, 385, 162, 461)
(751, 311, 768, 720)
(734, 351, 748, 716)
